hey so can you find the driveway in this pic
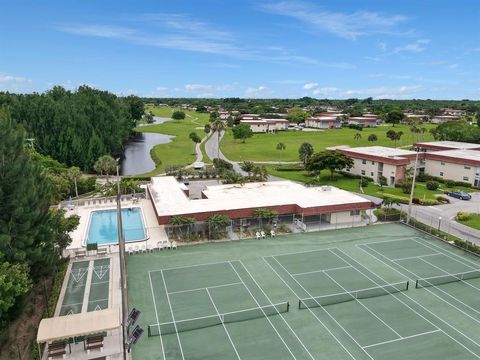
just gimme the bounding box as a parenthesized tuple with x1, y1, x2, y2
(399, 191, 480, 245)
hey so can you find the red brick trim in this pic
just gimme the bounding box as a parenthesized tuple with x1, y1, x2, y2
(424, 153, 480, 167)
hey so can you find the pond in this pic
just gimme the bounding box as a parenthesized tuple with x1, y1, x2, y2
(120, 117, 173, 176)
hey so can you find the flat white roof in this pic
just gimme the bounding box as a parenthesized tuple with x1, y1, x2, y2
(416, 141, 480, 150)
(148, 177, 370, 217)
(342, 146, 416, 159)
(428, 149, 480, 162)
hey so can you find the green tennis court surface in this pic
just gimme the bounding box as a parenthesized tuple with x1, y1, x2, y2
(127, 224, 480, 360)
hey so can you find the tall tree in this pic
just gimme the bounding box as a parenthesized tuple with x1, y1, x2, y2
(298, 142, 314, 166)
(93, 155, 117, 182)
(306, 150, 354, 179)
(211, 119, 227, 157)
(231, 124, 253, 143)
(172, 110, 186, 120)
(276, 142, 286, 161)
(385, 109, 405, 127)
(189, 132, 202, 155)
(354, 132, 362, 144)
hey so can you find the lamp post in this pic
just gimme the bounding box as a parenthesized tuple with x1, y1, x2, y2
(407, 148, 420, 224)
(438, 216, 442, 231)
(116, 164, 128, 360)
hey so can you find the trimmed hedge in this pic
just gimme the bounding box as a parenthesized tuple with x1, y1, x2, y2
(456, 211, 471, 221)
(381, 194, 410, 204)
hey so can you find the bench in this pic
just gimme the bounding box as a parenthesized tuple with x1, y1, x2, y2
(86, 343, 103, 353)
(75, 250, 86, 259)
(97, 248, 107, 256)
(86, 335, 104, 344)
(47, 349, 66, 359)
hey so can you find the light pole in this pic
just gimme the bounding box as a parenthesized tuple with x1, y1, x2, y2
(407, 148, 420, 224)
(116, 164, 128, 360)
(438, 216, 442, 231)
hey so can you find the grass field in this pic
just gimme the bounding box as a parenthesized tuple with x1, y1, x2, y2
(265, 165, 473, 201)
(458, 214, 480, 231)
(135, 107, 209, 175)
(220, 124, 436, 162)
(127, 223, 480, 360)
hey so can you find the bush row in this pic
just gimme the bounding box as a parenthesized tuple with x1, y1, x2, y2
(417, 172, 472, 188)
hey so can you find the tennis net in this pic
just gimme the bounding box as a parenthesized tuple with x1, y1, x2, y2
(147, 301, 289, 337)
(415, 269, 480, 289)
(298, 281, 409, 309)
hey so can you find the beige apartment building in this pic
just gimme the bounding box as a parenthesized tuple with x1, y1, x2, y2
(240, 119, 289, 133)
(424, 149, 480, 187)
(335, 146, 418, 186)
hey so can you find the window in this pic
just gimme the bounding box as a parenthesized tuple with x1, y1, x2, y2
(350, 210, 360, 216)
(463, 176, 469, 181)
(361, 170, 365, 175)
(371, 161, 375, 165)
(371, 172, 374, 176)
(465, 166, 471, 170)
(440, 172, 444, 177)
(362, 160, 366, 164)
(441, 162, 445, 165)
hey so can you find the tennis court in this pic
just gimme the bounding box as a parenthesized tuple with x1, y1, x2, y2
(128, 223, 480, 359)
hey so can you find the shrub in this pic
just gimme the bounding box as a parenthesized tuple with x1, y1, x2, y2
(426, 180, 439, 190)
(374, 207, 402, 221)
(213, 158, 233, 171)
(396, 179, 413, 193)
(435, 195, 450, 204)
(416, 172, 431, 182)
(445, 180, 456, 188)
(359, 177, 369, 187)
(418, 198, 440, 206)
(382, 194, 409, 204)
(457, 211, 471, 221)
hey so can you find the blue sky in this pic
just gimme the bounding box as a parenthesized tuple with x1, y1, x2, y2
(1, 0, 479, 99)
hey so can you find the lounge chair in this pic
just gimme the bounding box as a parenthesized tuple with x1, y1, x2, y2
(171, 241, 177, 249)
(134, 245, 140, 254)
(256, 232, 261, 240)
(157, 241, 165, 251)
(270, 230, 276, 237)
(261, 231, 266, 238)
(165, 241, 172, 249)
(127, 246, 134, 255)
(146, 244, 153, 253)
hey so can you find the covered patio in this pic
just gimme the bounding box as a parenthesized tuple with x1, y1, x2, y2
(36, 308, 123, 359)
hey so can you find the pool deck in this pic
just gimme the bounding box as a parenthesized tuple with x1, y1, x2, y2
(66, 197, 168, 255)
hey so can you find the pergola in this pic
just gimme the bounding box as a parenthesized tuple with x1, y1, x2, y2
(36, 308, 121, 358)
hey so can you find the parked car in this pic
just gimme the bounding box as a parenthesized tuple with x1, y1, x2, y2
(445, 190, 471, 200)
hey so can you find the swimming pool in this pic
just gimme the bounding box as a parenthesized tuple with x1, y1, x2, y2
(85, 208, 147, 245)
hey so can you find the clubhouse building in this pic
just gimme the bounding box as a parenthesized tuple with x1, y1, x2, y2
(147, 176, 376, 225)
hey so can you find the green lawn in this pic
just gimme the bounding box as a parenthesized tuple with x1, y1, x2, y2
(265, 164, 472, 201)
(221, 124, 436, 162)
(135, 107, 209, 175)
(457, 214, 480, 230)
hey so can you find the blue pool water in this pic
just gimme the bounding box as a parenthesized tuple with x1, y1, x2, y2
(86, 208, 147, 245)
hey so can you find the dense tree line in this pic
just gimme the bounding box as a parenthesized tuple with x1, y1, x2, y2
(143, 96, 480, 116)
(0, 86, 144, 171)
(0, 110, 79, 338)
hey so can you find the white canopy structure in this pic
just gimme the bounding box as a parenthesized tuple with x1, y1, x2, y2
(37, 308, 120, 344)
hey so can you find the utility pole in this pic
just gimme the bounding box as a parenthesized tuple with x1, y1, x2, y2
(406, 149, 420, 225)
(116, 165, 128, 360)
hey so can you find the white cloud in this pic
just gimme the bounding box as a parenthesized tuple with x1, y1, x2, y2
(0, 73, 32, 84)
(244, 86, 269, 98)
(0, 72, 33, 92)
(364, 56, 381, 62)
(312, 87, 339, 96)
(342, 85, 422, 99)
(262, 1, 408, 40)
(394, 39, 430, 53)
(303, 82, 318, 90)
(449, 63, 458, 69)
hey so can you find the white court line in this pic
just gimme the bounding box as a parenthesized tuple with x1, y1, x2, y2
(262, 257, 357, 360)
(205, 288, 241, 359)
(90, 280, 110, 286)
(235, 260, 315, 360)
(148, 271, 166, 360)
(167, 282, 242, 295)
(392, 253, 442, 262)
(62, 301, 83, 307)
(419, 257, 480, 293)
(268, 256, 375, 360)
(149, 260, 231, 273)
(337, 247, 480, 359)
(292, 265, 352, 277)
(161, 270, 186, 360)
(410, 237, 480, 269)
(269, 246, 343, 259)
(363, 329, 441, 349)
(88, 298, 109, 303)
(359, 236, 426, 248)
(228, 261, 297, 360)
(364, 243, 480, 324)
(356, 244, 480, 357)
(322, 268, 403, 338)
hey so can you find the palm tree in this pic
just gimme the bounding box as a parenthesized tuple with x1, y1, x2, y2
(253, 208, 278, 229)
(276, 142, 286, 162)
(367, 134, 378, 143)
(66, 166, 81, 197)
(93, 155, 117, 183)
(189, 132, 201, 155)
(211, 119, 227, 158)
(420, 127, 427, 141)
(207, 214, 230, 239)
(354, 132, 362, 145)
(298, 142, 314, 166)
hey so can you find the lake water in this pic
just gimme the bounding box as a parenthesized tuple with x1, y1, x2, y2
(120, 117, 173, 175)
